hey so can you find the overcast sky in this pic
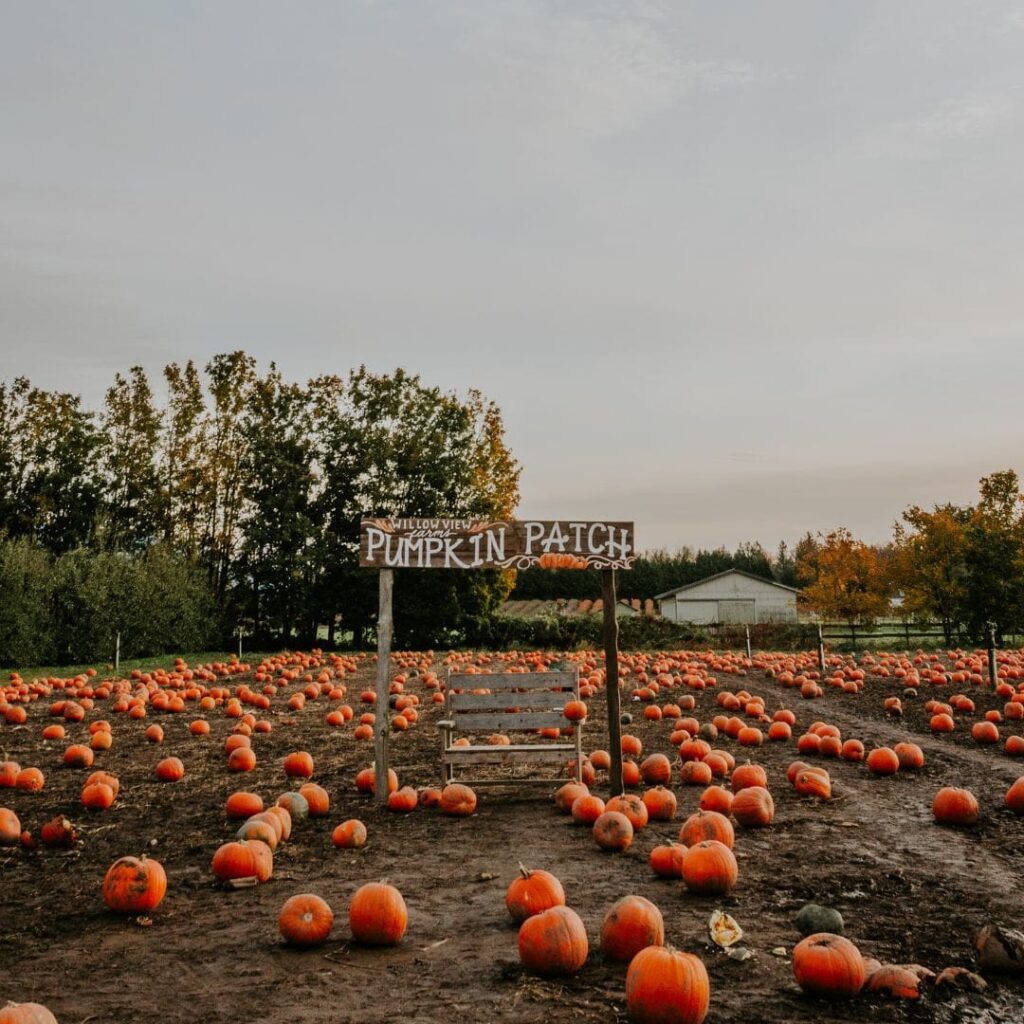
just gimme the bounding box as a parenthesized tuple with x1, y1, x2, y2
(2, 1, 1023, 552)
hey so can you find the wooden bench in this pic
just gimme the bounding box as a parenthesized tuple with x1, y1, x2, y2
(438, 670, 583, 786)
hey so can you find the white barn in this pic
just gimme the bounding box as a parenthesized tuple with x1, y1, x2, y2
(655, 569, 799, 624)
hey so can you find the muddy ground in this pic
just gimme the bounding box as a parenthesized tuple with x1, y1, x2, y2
(2, 651, 1023, 1024)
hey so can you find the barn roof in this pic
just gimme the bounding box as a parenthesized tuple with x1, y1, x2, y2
(654, 568, 799, 601)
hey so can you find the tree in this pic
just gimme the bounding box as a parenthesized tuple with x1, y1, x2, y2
(312, 367, 520, 647)
(960, 471, 1024, 643)
(797, 527, 891, 624)
(99, 366, 165, 550)
(235, 366, 319, 642)
(891, 504, 970, 644)
(733, 541, 773, 580)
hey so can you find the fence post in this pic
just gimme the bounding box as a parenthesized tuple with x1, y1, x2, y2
(850, 622, 857, 649)
(745, 625, 752, 660)
(115, 631, 120, 674)
(904, 621, 910, 649)
(988, 624, 998, 689)
(238, 626, 243, 660)
(817, 624, 826, 674)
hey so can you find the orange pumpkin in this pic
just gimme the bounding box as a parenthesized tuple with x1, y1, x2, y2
(505, 865, 565, 922)
(893, 742, 924, 770)
(641, 786, 677, 822)
(278, 893, 334, 947)
(225, 791, 264, 819)
(298, 783, 330, 817)
(439, 783, 477, 817)
(730, 786, 775, 828)
(103, 856, 167, 912)
(283, 751, 314, 778)
(1005, 776, 1024, 815)
(349, 881, 407, 945)
(518, 905, 588, 977)
(626, 945, 710, 1024)
(331, 819, 367, 849)
(211, 839, 273, 882)
(593, 810, 634, 851)
(600, 895, 664, 963)
(792, 933, 866, 998)
(679, 810, 734, 849)
(649, 842, 687, 878)
(932, 787, 979, 826)
(0, 1003, 59, 1024)
(605, 794, 649, 830)
(386, 786, 418, 813)
(0, 807, 21, 846)
(154, 757, 184, 782)
(731, 763, 767, 792)
(571, 794, 606, 825)
(681, 840, 738, 895)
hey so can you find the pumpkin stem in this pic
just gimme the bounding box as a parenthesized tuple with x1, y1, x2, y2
(518, 862, 532, 879)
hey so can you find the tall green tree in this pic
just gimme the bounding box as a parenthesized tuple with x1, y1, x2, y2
(100, 366, 165, 550)
(312, 367, 520, 647)
(235, 366, 319, 641)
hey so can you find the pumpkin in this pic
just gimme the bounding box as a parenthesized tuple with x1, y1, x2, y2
(264, 806, 292, 842)
(606, 794, 649, 830)
(1005, 777, 1024, 814)
(332, 819, 368, 848)
(554, 781, 589, 813)
(641, 786, 677, 822)
(681, 840, 738, 895)
(103, 856, 167, 912)
(0, 1003, 59, 1024)
(698, 786, 733, 814)
(730, 787, 774, 828)
(600, 895, 664, 963)
(155, 757, 184, 782)
(678, 810, 734, 849)
(626, 945, 710, 1024)
(589, 749, 611, 770)
(518, 905, 588, 977)
(866, 747, 900, 776)
(649, 843, 687, 878)
(571, 794, 606, 825)
(236, 818, 278, 849)
(62, 744, 94, 769)
(387, 786, 418, 813)
(276, 791, 310, 821)
(563, 699, 587, 721)
(298, 783, 330, 817)
(841, 739, 865, 761)
(971, 721, 999, 744)
(228, 747, 257, 772)
(795, 903, 844, 937)
(0, 762, 20, 787)
(932, 787, 979, 826)
(283, 751, 314, 778)
(38, 816, 76, 847)
(278, 893, 334, 947)
(639, 753, 672, 786)
(679, 761, 713, 786)
(731, 763, 767, 792)
(893, 742, 924, 770)
(211, 840, 273, 882)
(0, 808, 21, 846)
(85, 770, 119, 798)
(418, 787, 442, 808)
(349, 881, 407, 945)
(439, 783, 477, 816)
(792, 933, 866, 998)
(505, 865, 566, 922)
(226, 792, 264, 819)
(865, 964, 921, 999)
(79, 780, 114, 809)
(794, 768, 831, 800)
(593, 810, 634, 851)
(354, 766, 399, 795)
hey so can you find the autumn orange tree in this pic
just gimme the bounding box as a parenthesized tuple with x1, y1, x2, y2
(796, 527, 892, 624)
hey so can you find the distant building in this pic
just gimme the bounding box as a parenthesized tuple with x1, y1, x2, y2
(655, 569, 799, 624)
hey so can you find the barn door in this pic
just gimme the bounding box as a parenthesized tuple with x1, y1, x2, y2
(717, 600, 755, 624)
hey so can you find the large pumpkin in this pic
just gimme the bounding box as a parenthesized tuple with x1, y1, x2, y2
(505, 866, 565, 923)
(681, 840, 738, 895)
(730, 787, 774, 828)
(593, 810, 634, 851)
(678, 810, 734, 849)
(211, 840, 273, 883)
(0, 808, 21, 846)
(439, 783, 477, 817)
(600, 895, 664, 963)
(792, 933, 866, 998)
(626, 945, 710, 1024)
(349, 882, 407, 945)
(606, 794, 649, 830)
(332, 819, 367, 849)
(932, 787, 979, 826)
(518, 905, 588, 977)
(0, 1004, 59, 1024)
(102, 856, 167, 912)
(279, 893, 334, 947)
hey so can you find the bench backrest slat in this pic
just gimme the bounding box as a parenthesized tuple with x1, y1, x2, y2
(445, 669, 578, 735)
(446, 671, 576, 691)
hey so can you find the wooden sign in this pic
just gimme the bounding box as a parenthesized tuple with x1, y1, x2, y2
(359, 518, 635, 570)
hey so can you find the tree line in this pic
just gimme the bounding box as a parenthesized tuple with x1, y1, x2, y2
(796, 470, 1024, 645)
(0, 355, 519, 664)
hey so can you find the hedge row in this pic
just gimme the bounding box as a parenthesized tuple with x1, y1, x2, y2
(0, 538, 217, 668)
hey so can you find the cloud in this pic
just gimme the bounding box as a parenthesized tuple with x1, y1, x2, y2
(914, 92, 1019, 140)
(446, 1, 759, 140)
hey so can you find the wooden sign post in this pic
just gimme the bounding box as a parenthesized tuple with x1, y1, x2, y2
(361, 517, 634, 805)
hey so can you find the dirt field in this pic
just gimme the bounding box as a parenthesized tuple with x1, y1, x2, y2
(2, 650, 1024, 1024)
